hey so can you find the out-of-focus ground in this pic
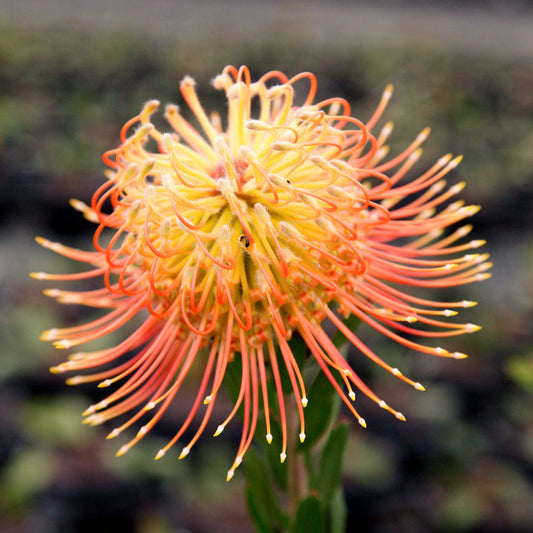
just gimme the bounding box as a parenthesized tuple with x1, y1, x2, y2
(2, 0, 533, 60)
(1, 1, 533, 532)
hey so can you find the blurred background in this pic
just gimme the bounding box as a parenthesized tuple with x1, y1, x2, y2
(1, 0, 533, 532)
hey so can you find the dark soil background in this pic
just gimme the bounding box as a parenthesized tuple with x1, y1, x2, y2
(1, 1, 533, 532)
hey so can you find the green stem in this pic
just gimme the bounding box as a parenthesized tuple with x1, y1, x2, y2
(287, 399, 307, 512)
(238, 331, 353, 533)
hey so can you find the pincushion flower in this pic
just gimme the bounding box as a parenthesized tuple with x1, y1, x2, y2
(34, 65, 490, 480)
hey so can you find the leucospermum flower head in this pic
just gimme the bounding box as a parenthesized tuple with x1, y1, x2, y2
(34, 65, 490, 480)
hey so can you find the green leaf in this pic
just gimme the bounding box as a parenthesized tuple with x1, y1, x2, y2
(316, 422, 350, 504)
(251, 369, 289, 489)
(226, 355, 286, 489)
(288, 334, 311, 367)
(505, 355, 533, 393)
(0, 448, 56, 511)
(277, 334, 309, 395)
(225, 356, 243, 405)
(260, 417, 288, 490)
(293, 495, 324, 533)
(243, 447, 287, 533)
(21, 395, 91, 447)
(245, 487, 276, 533)
(328, 486, 347, 533)
(299, 370, 341, 449)
(332, 313, 361, 355)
